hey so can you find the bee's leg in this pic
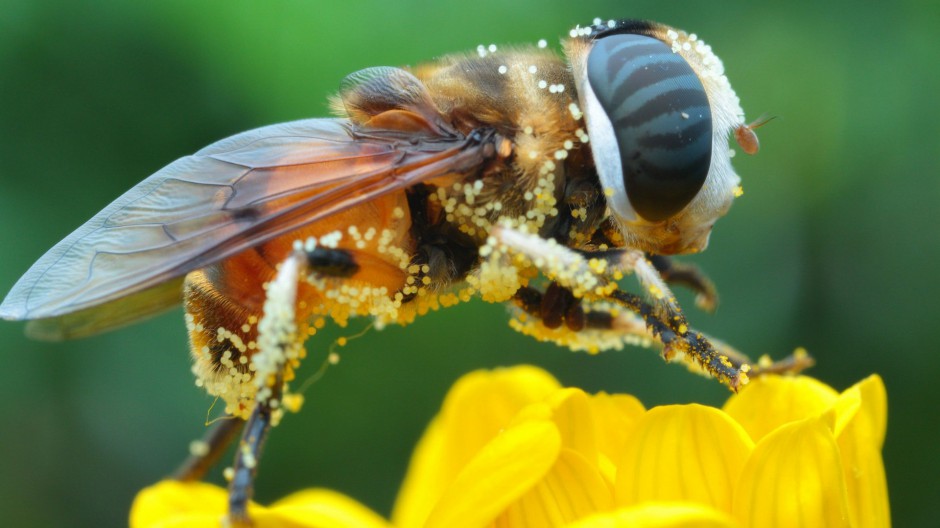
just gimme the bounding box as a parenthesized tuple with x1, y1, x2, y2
(604, 289, 750, 388)
(514, 284, 643, 336)
(491, 226, 778, 390)
(596, 289, 812, 382)
(582, 246, 695, 338)
(699, 333, 815, 377)
(228, 252, 307, 525)
(490, 225, 687, 334)
(172, 418, 244, 481)
(512, 284, 745, 388)
(228, 381, 281, 525)
(645, 254, 718, 313)
(588, 249, 813, 378)
(513, 282, 584, 331)
(514, 284, 811, 387)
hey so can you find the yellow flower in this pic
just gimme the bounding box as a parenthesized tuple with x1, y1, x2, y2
(132, 366, 889, 528)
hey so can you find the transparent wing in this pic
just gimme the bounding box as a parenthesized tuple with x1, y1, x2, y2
(1, 117, 492, 338)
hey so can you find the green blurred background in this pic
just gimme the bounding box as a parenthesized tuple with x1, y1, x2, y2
(0, 1, 936, 526)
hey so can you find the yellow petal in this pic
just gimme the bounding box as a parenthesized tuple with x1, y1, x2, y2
(261, 488, 391, 528)
(423, 420, 562, 528)
(495, 448, 613, 526)
(828, 385, 861, 439)
(722, 375, 838, 443)
(565, 503, 739, 528)
(732, 417, 851, 528)
(614, 404, 753, 513)
(834, 375, 891, 528)
(393, 366, 560, 528)
(836, 374, 887, 449)
(589, 392, 646, 485)
(545, 388, 599, 466)
(130, 481, 233, 528)
(391, 417, 448, 528)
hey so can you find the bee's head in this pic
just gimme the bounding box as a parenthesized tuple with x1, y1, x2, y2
(566, 20, 749, 255)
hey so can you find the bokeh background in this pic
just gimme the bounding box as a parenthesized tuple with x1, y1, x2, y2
(1, 1, 936, 526)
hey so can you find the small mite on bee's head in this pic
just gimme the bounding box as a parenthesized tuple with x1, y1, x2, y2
(734, 115, 778, 155)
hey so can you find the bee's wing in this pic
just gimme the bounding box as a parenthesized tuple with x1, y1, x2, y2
(1, 116, 492, 339)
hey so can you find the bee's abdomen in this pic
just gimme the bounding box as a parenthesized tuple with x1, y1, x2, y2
(183, 252, 272, 416)
(586, 34, 712, 221)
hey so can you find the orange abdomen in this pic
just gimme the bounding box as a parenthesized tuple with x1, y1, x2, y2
(183, 191, 414, 415)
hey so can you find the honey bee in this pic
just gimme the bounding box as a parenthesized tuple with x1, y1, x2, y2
(1, 18, 808, 522)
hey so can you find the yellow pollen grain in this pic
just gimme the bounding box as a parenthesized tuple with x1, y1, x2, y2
(189, 440, 210, 457)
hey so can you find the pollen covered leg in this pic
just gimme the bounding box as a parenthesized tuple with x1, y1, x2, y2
(488, 224, 689, 332)
(172, 418, 244, 482)
(606, 290, 749, 390)
(511, 285, 653, 351)
(646, 254, 718, 313)
(488, 225, 750, 389)
(512, 283, 748, 387)
(228, 252, 306, 525)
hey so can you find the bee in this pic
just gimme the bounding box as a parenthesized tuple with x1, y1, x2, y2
(1, 18, 808, 522)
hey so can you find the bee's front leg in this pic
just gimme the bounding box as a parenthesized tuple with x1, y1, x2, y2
(490, 225, 750, 389)
(645, 254, 718, 313)
(493, 227, 694, 347)
(512, 282, 747, 388)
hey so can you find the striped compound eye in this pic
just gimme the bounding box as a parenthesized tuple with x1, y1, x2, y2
(585, 33, 712, 222)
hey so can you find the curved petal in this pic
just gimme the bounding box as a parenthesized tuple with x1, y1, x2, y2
(423, 420, 562, 528)
(496, 448, 614, 526)
(389, 418, 448, 528)
(614, 404, 753, 513)
(392, 366, 560, 528)
(722, 375, 838, 443)
(589, 392, 646, 484)
(835, 374, 887, 449)
(565, 503, 739, 528)
(732, 417, 851, 528)
(546, 388, 600, 466)
(261, 488, 391, 528)
(834, 375, 890, 528)
(130, 481, 234, 528)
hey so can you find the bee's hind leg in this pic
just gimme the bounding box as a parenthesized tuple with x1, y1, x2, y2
(172, 417, 244, 482)
(227, 380, 282, 525)
(227, 251, 308, 525)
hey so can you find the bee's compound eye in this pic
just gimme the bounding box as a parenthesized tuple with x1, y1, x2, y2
(587, 34, 712, 222)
